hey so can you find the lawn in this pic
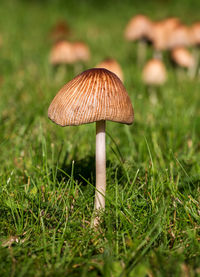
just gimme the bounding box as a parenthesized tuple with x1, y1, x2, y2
(0, 0, 200, 276)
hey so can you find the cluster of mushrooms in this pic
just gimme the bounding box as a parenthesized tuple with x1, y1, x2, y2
(48, 16, 200, 226)
(125, 15, 200, 86)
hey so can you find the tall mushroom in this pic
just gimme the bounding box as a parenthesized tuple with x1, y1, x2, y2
(48, 68, 134, 226)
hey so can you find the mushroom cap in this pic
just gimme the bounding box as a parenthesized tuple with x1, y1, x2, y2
(72, 41, 90, 62)
(151, 18, 181, 50)
(95, 58, 124, 82)
(151, 21, 168, 50)
(171, 47, 195, 68)
(50, 20, 70, 42)
(48, 68, 134, 126)
(142, 59, 167, 85)
(124, 14, 153, 41)
(167, 25, 192, 49)
(162, 17, 181, 32)
(49, 40, 76, 65)
(190, 22, 200, 45)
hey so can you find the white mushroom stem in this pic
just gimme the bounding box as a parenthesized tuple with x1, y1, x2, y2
(137, 39, 147, 66)
(94, 120, 106, 211)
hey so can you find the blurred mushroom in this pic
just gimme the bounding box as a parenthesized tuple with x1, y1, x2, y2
(142, 58, 167, 85)
(190, 22, 200, 75)
(49, 40, 91, 76)
(190, 22, 200, 46)
(96, 58, 124, 82)
(142, 59, 167, 103)
(167, 24, 192, 49)
(151, 18, 180, 58)
(50, 20, 70, 42)
(48, 68, 134, 226)
(49, 40, 76, 66)
(72, 41, 90, 62)
(72, 41, 90, 74)
(151, 21, 168, 58)
(171, 47, 196, 78)
(124, 14, 153, 64)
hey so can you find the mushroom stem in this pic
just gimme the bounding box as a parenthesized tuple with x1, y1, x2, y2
(94, 120, 106, 211)
(137, 39, 147, 66)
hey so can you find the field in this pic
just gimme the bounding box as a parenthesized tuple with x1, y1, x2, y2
(0, 0, 200, 276)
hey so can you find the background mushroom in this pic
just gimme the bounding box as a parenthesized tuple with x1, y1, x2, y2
(150, 18, 181, 59)
(167, 24, 192, 49)
(48, 68, 134, 226)
(72, 41, 90, 73)
(124, 14, 153, 65)
(190, 22, 200, 75)
(171, 47, 196, 78)
(49, 40, 91, 77)
(95, 58, 124, 82)
(49, 40, 76, 66)
(50, 20, 70, 42)
(142, 58, 167, 103)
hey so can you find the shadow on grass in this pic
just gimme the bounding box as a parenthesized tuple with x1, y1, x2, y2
(56, 151, 125, 186)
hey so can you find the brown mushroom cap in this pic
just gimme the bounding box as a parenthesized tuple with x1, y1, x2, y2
(151, 18, 181, 50)
(72, 41, 90, 62)
(151, 21, 168, 51)
(167, 25, 192, 49)
(50, 20, 70, 42)
(142, 59, 167, 85)
(49, 40, 76, 65)
(190, 22, 200, 45)
(171, 47, 195, 68)
(95, 58, 124, 82)
(124, 14, 153, 41)
(48, 68, 134, 126)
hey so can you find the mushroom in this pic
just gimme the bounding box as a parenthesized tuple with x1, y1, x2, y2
(142, 59, 167, 103)
(190, 22, 200, 76)
(167, 24, 192, 49)
(150, 21, 168, 59)
(150, 18, 180, 59)
(49, 40, 91, 76)
(190, 22, 200, 46)
(49, 40, 77, 66)
(72, 41, 91, 74)
(142, 58, 167, 85)
(72, 41, 90, 62)
(48, 68, 134, 226)
(95, 58, 124, 82)
(50, 20, 70, 42)
(124, 14, 153, 65)
(171, 47, 196, 78)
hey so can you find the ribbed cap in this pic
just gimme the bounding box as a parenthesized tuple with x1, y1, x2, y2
(48, 68, 134, 126)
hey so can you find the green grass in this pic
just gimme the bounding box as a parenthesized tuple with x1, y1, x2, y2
(0, 0, 200, 276)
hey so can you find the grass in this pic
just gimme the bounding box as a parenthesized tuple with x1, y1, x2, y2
(0, 0, 200, 276)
